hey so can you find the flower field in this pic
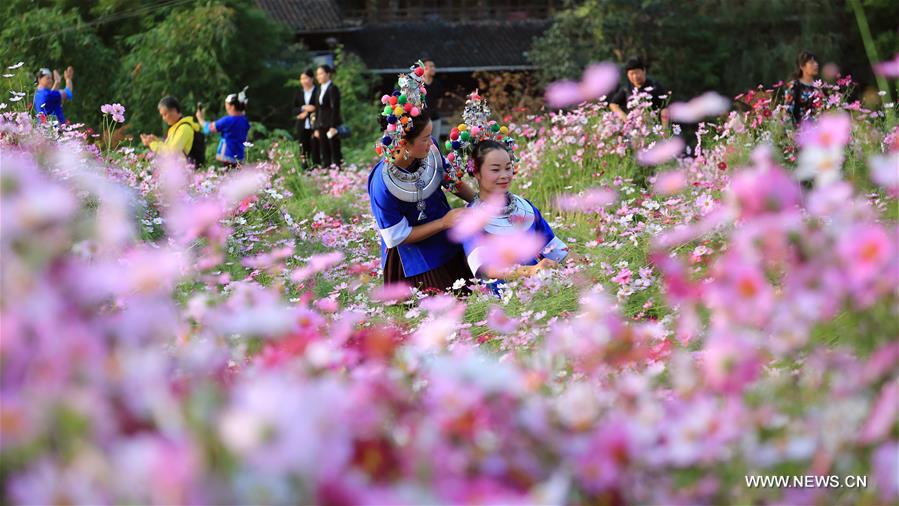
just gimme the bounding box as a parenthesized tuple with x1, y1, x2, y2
(1, 66, 898, 504)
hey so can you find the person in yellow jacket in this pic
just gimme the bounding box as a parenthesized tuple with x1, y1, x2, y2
(140, 96, 203, 165)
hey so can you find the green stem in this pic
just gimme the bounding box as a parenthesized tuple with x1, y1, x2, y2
(848, 0, 895, 125)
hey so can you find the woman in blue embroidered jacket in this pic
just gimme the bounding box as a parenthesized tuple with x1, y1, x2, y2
(196, 87, 251, 165)
(367, 62, 476, 291)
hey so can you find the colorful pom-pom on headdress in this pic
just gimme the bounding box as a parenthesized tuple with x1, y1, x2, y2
(445, 90, 517, 182)
(374, 61, 427, 164)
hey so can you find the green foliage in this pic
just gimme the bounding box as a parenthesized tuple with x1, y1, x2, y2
(332, 46, 381, 166)
(1, 0, 310, 138)
(118, 3, 234, 131)
(529, 0, 899, 99)
(0, 0, 117, 123)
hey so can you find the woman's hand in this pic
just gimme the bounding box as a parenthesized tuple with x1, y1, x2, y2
(536, 258, 559, 270)
(302, 104, 315, 112)
(313, 130, 320, 138)
(63, 66, 74, 80)
(327, 127, 338, 138)
(140, 133, 157, 147)
(195, 107, 205, 122)
(298, 112, 308, 120)
(440, 208, 466, 230)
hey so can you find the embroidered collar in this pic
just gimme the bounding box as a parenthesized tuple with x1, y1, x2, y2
(381, 144, 444, 219)
(471, 192, 535, 234)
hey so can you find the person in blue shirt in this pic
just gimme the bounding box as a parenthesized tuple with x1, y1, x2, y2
(196, 87, 251, 166)
(33, 66, 74, 125)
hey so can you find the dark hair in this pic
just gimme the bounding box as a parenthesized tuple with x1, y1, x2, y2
(471, 140, 512, 174)
(226, 87, 248, 112)
(624, 57, 645, 72)
(226, 95, 246, 112)
(158, 96, 181, 113)
(794, 51, 818, 79)
(422, 58, 435, 65)
(317, 64, 334, 75)
(301, 68, 315, 80)
(402, 116, 432, 143)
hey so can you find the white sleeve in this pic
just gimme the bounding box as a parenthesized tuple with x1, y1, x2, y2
(467, 246, 485, 277)
(542, 236, 569, 262)
(379, 217, 412, 248)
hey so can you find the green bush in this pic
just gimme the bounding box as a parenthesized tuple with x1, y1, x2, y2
(332, 46, 381, 166)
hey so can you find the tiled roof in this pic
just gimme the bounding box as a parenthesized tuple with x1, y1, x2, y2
(255, 0, 355, 33)
(343, 20, 550, 72)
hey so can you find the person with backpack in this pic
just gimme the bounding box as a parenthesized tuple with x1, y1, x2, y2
(196, 87, 251, 167)
(140, 96, 205, 167)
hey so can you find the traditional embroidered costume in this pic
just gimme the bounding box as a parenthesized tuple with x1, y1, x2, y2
(449, 91, 569, 286)
(367, 62, 472, 291)
(462, 192, 568, 278)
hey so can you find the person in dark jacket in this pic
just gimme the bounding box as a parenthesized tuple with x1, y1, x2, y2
(785, 51, 823, 125)
(609, 57, 670, 127)
(293, 69, 320, 168)
(313, 64, 343, 168)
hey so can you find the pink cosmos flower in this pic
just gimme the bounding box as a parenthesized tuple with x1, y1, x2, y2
(166, 199, 224, 244)
(653, 170, 686, 195)
(869, 153, 899, 195)
(218, 168, 267, 209)
(448, 192, 505, 242)
(694, 193, 717, 215)
(872, 441, 899, 502)
(555, 187, 617, 212)
(291, 251, 345, 282)
(611, 267, 632, 285)
(701, 333, 761, 394)
(637, 137, 684, 166)
(370, 282, 412, 303)
(837, 223, 893, 286)
(573, 418, 634, 492)
(797, 112, 850, 149)
(544, 81, 582, 109)
(874, 53, 899, 77)
(668, 92, 730, 123)
(486, 305, 519, 333)
(708, 252, 775, 326)
(475, 230, 547, 271)
(728, 165, 801, 218)
(860, 381, 899, 444)
(581, 63, 620, 100)
(545, 62, 618, 108)
(100, 103, 126, 123)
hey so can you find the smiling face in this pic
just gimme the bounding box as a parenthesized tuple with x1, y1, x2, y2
(403, 120, 433, 160)
(37, 73, 52, 88)
(474, 148, 514, 196)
